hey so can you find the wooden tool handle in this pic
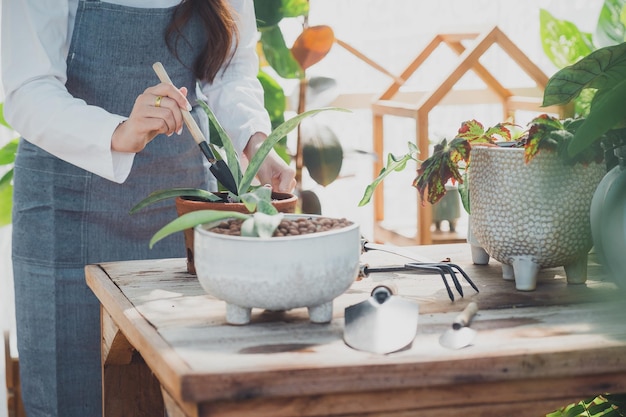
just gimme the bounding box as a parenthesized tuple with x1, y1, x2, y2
(452, 301, 478, 330)
(152, 61, 205, 146)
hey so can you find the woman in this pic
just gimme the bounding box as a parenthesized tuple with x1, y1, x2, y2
(1, 0, 295, 415)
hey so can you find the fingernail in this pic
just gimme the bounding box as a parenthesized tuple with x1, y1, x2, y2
(177, 127, 183, 135)
(167, 132, 173, 137)
(186, 102, 192, 111)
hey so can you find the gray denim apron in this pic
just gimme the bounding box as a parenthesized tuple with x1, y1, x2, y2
(12, 1, 213, 415)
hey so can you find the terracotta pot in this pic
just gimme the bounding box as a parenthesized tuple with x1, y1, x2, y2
(469, 147, 605, 291)
(175, 191, 298, 274)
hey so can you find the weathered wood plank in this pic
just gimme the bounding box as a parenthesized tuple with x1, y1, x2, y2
(89, 244, 626, 417)
(197, 372, 626, 417)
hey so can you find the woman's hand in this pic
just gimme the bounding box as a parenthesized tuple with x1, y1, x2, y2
(111, 83, 192, 153)
(244, 132, 297, 193)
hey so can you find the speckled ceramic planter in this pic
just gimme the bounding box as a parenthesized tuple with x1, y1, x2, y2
(469, 146, 606, 291)
(194, 214, 361, 325)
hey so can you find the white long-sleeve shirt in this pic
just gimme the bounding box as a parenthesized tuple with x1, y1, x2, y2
(1, 0, 271, 183)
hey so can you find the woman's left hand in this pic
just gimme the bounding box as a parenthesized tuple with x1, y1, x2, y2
(244, 132, 296, 193)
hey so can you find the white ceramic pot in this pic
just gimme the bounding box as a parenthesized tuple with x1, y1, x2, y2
(469, 146, 606, 291)
(194, 214, 361, 324)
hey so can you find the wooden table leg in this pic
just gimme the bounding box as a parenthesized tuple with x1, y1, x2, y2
(101, 306, 164, 417)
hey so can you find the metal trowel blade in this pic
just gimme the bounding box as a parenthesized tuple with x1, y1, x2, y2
(439, 302, 478, 349)
(439, 327, 477, 349)
(344, 286, 419, 354)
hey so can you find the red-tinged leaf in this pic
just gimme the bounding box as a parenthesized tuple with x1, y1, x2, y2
(413, 138, 466, 205)
(447, 137, 472, 164)
(291, 26, 335, 70)
(456, 120, 515, 144)
(456, 120, 485, 141)
(485, 122, 515, 142)
(524, 124, 542, 163)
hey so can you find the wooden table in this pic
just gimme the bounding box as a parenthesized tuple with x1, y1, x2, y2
(85, 244, 626, 417)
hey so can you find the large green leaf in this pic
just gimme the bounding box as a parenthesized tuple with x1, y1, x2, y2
(301, 122, 343, 186)
(543, 42, 626, 107)
(198, 101, 243, 191)
(282, 0, 309, 18)
(254, 0, 284, 29)
(595, 0, 626, 47)
(0, 103, 10, 130)
(129, 188, 221, 214)
(0, 138, 18, 166)
(260, 26, 303, 79)
(150, 210, 249, 248)
(257, 69, 286, 127)
(238, 107, 349, 195)
(568, 78, 626, 156)
(539, 9, 594, 69)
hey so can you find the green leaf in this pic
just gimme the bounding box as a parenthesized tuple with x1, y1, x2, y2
(150, 210, 249, 248)
(282, 0, 309, 18)
(543, 42, 626, 107)
(260, 26, 303, 79)
(358, 148, 416, 207)
(239, 186, 278, 215)
(238, 107, 349, 195)
(129, 188, 221, 214)
(595, 0, 626, 47)
(301, 122, 343, 186)
(254, 0, 284, 28)
(563, 404, 585, 417)
(241, 212, 284, 238)
(568, 78, 626, 156)
(458, 170, 470, 214)
(258, 69, 286, 127)
(197, 101, 243, 190)
(540, 9, 594, 69)
(0, 103, 12, 130)
(0, 138, 18, 166)
(0, 169, 13, 226)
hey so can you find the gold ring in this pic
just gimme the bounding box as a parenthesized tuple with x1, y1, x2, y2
(155, 96, 162, 108)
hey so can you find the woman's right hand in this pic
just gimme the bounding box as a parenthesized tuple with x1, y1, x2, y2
(111, 83, 192, 153)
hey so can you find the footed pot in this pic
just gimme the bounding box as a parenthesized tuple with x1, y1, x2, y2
(469, 147, 605, 291)
(176, 192, 297, 274)
(194, 214, 361, 325)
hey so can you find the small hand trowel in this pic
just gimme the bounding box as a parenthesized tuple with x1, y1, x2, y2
(152, 62, 239, 195)
(439, 301, 479, 350)
(344, 285, 419, 354)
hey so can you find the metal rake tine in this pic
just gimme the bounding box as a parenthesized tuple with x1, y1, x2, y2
(447, 263, 480, 293)
(433, 263, 463, 297)
(405, 263, 455, 301)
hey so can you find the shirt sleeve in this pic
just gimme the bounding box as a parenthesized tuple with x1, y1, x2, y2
(1, 0, 135, 183)
(199, 0, 272, 155)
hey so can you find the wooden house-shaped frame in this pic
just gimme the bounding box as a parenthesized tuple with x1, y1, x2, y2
(371, 26, 568, 245)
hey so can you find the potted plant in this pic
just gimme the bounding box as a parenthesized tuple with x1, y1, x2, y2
(359, 114, 607, 291)
(131, 102, 359, 325)
(542, 41, 626, 286)
(131, 101, 348, 273)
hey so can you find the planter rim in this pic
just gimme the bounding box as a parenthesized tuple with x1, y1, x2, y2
(176, 191, 297, 206)
(195, 213, 359, 242)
